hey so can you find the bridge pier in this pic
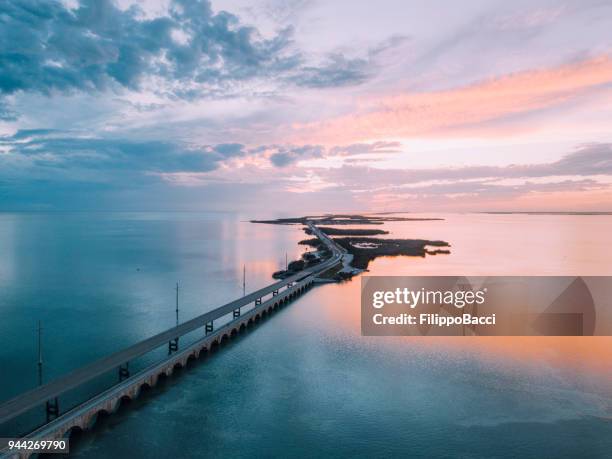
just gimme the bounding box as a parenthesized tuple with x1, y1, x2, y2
(45, 397, 59, 422)
(0, 223, 343, 442)
(119, 363, 130, 381)
(168, 338, 179, 354)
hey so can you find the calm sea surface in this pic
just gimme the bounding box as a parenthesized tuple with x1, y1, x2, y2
(0, 212, 610, 458)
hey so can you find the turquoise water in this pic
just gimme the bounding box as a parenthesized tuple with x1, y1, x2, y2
(0, 212, 610, 458)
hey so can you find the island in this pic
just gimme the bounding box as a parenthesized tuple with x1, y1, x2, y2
(253, 214, 451, 280)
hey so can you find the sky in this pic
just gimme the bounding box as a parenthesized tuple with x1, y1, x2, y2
(1, 0, 612, 212)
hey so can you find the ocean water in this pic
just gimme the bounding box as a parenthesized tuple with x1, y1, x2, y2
(0, 212, 610, 458)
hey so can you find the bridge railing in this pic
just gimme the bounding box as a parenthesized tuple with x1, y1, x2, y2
(0, 274, 319, 458)
(0, 223, 344, 427)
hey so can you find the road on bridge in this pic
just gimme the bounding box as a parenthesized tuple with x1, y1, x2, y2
(0, 222, 345, 425)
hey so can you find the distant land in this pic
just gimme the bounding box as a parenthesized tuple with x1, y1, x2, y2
(481, 211, 612, 215)
(251, 214, 444, 226)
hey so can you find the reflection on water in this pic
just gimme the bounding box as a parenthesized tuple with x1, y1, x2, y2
(369, 213, 612, 275)
(361, 213, 612, 392)
(0, 212, 610, 457)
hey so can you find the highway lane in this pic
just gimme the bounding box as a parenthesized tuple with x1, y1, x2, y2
(0, 223, 344, 425)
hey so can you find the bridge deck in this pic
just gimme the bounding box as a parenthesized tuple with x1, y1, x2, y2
(0, 223, 343, 425)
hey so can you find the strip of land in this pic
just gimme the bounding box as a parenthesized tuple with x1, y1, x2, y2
(254, 214, 450, 278)
(251, 213, 444, 226)
(299, 237, 449, 270)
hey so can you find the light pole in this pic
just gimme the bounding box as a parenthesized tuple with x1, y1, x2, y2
(175, 282, 179, 326)
(37, 320, 43, 386)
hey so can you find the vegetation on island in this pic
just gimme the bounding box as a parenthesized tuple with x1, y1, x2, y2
(299, 237, 450, 270)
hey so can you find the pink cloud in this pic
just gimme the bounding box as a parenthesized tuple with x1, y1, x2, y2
(293, 55, 612, 143)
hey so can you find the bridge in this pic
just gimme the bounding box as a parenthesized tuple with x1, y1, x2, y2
(0, 222, 345, 458)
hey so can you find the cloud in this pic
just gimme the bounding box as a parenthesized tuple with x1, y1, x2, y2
(328, 141, 401, 156)
(212, 143, 245, 158)
(0, 100, 17, 121)
(286, 34, 409, 89)
(259, 142, 612, 211)
(0, 0, 296, 99)
(266, 140, 401, 167)
(360, 179, 612, 212)
(379, 178, 607, 198)
(0, 128, 253, 209)
(2, 129, 611, 211)
(294, 55, 612, 142)
(269, 145, 323, 167)
(0, 130, 245, 181)
(288, 53, 371, 88)
(0, 0, 396, 119)
(315, 143, 612, 188)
